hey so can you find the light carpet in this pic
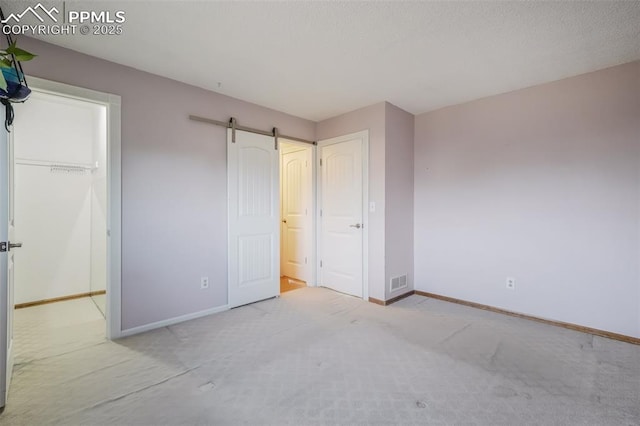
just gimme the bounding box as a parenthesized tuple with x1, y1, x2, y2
(2, 287, 639, 425)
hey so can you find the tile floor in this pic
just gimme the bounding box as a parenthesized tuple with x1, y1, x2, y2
(2, 288, 639, 425)
(13, 297, 106, 367)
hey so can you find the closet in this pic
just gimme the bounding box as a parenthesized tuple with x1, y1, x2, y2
(12, 91, 107, 314)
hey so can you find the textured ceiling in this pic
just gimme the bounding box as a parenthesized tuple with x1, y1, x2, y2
(3, 1, 640, 121)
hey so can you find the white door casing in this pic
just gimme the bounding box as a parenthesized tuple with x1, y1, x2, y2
(22, 77, 122, 340)
(280, 144, 312, 282)
(317, 131, 368, 299)
(228, 129, 280, 308)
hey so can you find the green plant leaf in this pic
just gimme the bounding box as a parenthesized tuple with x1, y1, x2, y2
(6, 46, 36, 62)
(4, 41, 16, 55)
(0, 58, 13, 68)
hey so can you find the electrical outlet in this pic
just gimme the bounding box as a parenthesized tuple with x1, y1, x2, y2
(200, 277, 209, 289)
(506, 277, 515, 290)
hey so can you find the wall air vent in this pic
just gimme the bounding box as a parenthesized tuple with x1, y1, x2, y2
(390, 274, 408, 291)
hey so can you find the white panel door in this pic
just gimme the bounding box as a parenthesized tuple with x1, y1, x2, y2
(0, 109, 17, 408)
(281, 148, 310, 281)
(228, 129, 279, 308)
(319, 138, 363, 298)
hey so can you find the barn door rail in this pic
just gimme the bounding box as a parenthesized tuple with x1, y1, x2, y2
(189, 114, 316, 147)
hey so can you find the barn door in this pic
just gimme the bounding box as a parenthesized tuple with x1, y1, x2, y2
(227, 129, 279, 308)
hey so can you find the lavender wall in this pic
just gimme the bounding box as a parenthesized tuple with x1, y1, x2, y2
(19, 38, 315, 331)
(17, 38, 639, 338)
(316, 102, 386, 300)
(414, 61, 640, 337)
(385, 103, 414, 299)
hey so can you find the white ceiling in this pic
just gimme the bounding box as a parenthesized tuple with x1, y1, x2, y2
(5, 0, 640, 121)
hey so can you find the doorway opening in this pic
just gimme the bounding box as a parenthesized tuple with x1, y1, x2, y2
(1, 78, 120, 409)
(11, 89, 108, 363)
(226, 128, 368, 307)
(279, 140, 313, 294)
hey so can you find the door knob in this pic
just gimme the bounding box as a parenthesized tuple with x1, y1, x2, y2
(282, 219, 287, 223)
(349, 224, 362, 229)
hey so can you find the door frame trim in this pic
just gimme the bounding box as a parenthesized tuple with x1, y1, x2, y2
(26, 77, 122, 339)
(279, 139, 316, 287)
(316, 130, 369, 300)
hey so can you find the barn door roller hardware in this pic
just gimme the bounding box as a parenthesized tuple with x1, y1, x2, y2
(273, 127, 279, 150)
(229, 117, 236, 143)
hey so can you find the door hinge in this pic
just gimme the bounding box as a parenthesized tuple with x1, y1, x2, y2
(1, 241, 22, 252)
(305, 257, 307, 264)
(320, 260, 323, 267)
(320, 209, 322, 217)
(319, 158, 322, 166)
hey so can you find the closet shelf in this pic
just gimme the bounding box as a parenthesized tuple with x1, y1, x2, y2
(15, 158, 98, 171)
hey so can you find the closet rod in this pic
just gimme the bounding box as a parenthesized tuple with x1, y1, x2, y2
(189, 115, 316, 145)
(15, 159, 95, 170)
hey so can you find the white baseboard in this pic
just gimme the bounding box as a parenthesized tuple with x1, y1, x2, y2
(118, 304, 229, 338)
